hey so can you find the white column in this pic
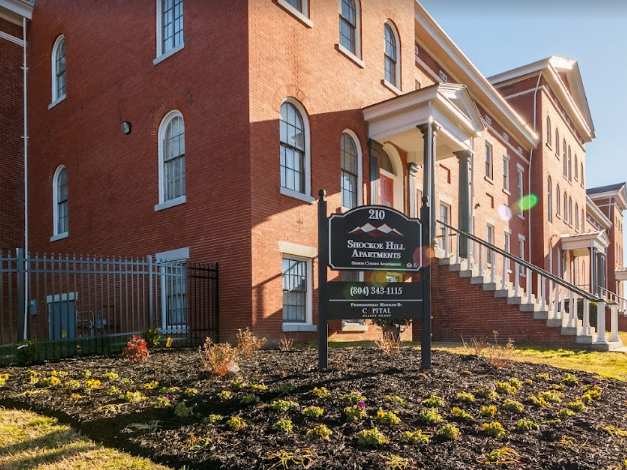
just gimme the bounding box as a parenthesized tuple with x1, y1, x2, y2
(595, 301, 607, 345)
(610, 303, 619, 342)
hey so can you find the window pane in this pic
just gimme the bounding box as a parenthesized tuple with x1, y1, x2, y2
(285, 0, 303, 12)
(163, 115, 185, 201)
(282, 259, 307, 323)
(162, 0, 183, 53)
(339, 0, 356, 54)
(341, 134, 358, 208)
(280, 103, 306, 193)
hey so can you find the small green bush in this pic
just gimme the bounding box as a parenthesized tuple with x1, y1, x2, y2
(174, 402, 192, 417)
(16, 340, 38, 365)
(102, 371, 119, 381)
(312, 386, 329, 398)
(501, 399, 524, 413)
(401, 429, 430, 444)
(217, 390, 232, 401)
(226, 416, 247, 430)
(538, 390, 562, 404)
(272, 419, 293, 433)
(420, 408, 443, 425)
(375, 410, 401, 426)
(422, 394, 445, 408)
(240, 394, 260, 406)
(481, 405, 498, 418)
(142, 327, 162, 348)
(567, 400, 585, 412)
(456, 391, 475, 403)
(344, 404, 367, 422)
(341, 391, 366, 404)
(476, 386, 497, 400)
(536, 372, 550, 381)
(495, 382, 516, 395)
(204, 414, 223, 424)
(483, 421, 506, 438)
(562, 373, 579, 387)
(356, 428, 389, 447)
(272, 399, 299, 412)
(306, 424, 332, 440)
(516, 419, 539, 432)
(302, 406, 324, 419)
(385, 395, 405, 405)
(557, 408, 576, 418)
(437, 423, 461, 440)
(450, 407, 473, 421)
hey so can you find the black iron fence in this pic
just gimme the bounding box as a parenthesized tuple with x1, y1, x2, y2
(0, 249, 218, 364)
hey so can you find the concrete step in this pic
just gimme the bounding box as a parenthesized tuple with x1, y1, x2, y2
(546, 318, 563, 328)
(533, 309, 549, 320)
(590, 340, 625, 352)
(576, 333, 597, 344)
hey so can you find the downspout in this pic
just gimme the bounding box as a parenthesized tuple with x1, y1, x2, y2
(528, 72, 542, 267)
(470, 137, 475, 236)
(22, 17, 29, 341)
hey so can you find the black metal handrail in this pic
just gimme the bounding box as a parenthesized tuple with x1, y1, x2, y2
(437, 221, 603, 303)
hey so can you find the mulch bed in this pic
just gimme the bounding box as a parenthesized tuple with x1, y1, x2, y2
(0, 347, 626, 470)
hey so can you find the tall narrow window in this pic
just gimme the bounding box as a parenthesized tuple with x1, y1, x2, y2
(575, 203, 579, 231)
(518, 236, 526, 276)
(517, 168, 524, 217)
(568, 146, 572, 182)
(52, 166, 68, 238)
(562, 139, 567, 176)
(502, 155, 510, 191)
(548, 177, 553, 222)
(556, 184, 561, 217)
(569, 197, 573, 227)
(486, 224, 495, 266)
(282, 258, 308, 323)
(504, 232, 511, 273)
(384, 22, 400, 88)
(339, 0, 357, 55)
(51, 35, 67, 103)
(574, 154, 579, 180)
(581, 162, 584, 186)
(485, 142, 493, 180)
(555, 129, 560, 156)
(156, 0, 183, 60)
(438, 203, 450, 250)
(563, 191, 568, 224)
(341, 132, 360, 209)
(546, 117, 552, 145)
(157, 111, 186, 209)
(581, 208, 585, 232)
(280, 100, 310, 197)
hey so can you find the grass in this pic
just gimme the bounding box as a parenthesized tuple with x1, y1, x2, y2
(0, 407, 172, 470)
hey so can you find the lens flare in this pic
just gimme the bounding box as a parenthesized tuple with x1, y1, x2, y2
(518, 194, 538, 211)
(370, 271, 389, 286)
(497, 204, 512, 222)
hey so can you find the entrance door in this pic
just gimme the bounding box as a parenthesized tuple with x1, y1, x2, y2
(380, 174, 394, 207)
(48, 299, 76, 340)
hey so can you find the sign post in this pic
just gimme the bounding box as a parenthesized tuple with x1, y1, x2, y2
(317, 190, 430, 370)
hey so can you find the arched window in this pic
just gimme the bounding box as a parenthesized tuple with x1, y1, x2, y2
(555, 129, 559, 155)
(51, 35, 67, 103)
(581, 162, 584, 186)
(546, 117, 552, 145)
(157, 111, 186, 208)
(562, 139, 567, 176)
(340, 131, 362, 209)
(568, 146, 572, 181)
(381, 150, 394, 174)
(556, 185, 561, 217)
(575, 203, 579, 231)
(569, 197, 573, 227)
(548, 177, 553, 222)
(575, 154, 579, 180)
(52, 166, 68, 238)
(384, 21, 400, 89)
(280, 99, 310, 198)
(563, 191, 568, 223)
(581, 208, 585, 232)
(339, 0, 359, 56)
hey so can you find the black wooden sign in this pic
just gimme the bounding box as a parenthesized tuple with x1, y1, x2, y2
(328, 206, 422, 272)
(326, 281, 423, 320)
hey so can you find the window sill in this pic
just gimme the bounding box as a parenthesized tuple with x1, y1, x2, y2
(546, 142, 552, 151)
(518, 214, 524, 220)
(381, 79, 402, 96)
(283, 323, 317, 332)
(484, 176, 494, 185)
(280, 187, 315, 204)
(153, 42, 185, 66)
(50, 232, 68, 242)
(502, 189, 511, 196)
(335, 43, 364, 68)
(154, 195, 186, 212)
(48, 95, 66, 110)
(276, 0, 313, 28)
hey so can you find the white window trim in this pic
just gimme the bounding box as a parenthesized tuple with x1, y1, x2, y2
(154, 0, 185, 64)
(156, 110, 186, 211)
(518, 234, 526, 277)
(280, 98, 312, 201)
(340, 129, 363, 212)
(337, 43, 365, 68)
(516, 164, 525, 219)
(156, 247, 189, 334)
(502, 154, 510, 192)
(383, 20, 401, 91)
(281, 254, 315, 332)
(336, 0, 362, 62)
(277, 0, 313, 28)
(51, 165, 68, 241)
(485, 142, 493, 181)
(51, 35, 66, 105)
(381, 79, 402, 96)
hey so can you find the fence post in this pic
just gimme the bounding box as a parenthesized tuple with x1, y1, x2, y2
(148, 255, 154, 328)
(16, 248, 26, 342)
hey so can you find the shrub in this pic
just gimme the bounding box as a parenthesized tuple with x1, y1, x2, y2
(38, 376, 61, 387)
(199, 338, 239, 377)
(581, 385, 602, 404)
(106, 386, 121, 396)
(528, 395, 548, 408)
(122, 335, 149, 363)
(84, 379, 101, 390)
(278, 336, 294, 352)
(236, 327, 266, 358)
(302, 406, 324, 419)
(142, 327, 162, 348)
(476, 386, 497, 400)
(495, 382, 516, 395)
(272, 382, 295, 394)
(481, 405, 498, 418)
(312, 386, 329, 398)
(16, 340, 38, 364)
(375, 410, 401, 426)
(450, 407, 473, 421)
(344, 404, 367, 422)
(226, 416, 247, 431)
(174, 402, 192, 418)
(65, 379, 80, 390)
(401, 430, 430, 444)
(151, 396, 171, 408)
(536, 372, 550, 381)
(161, 385, 180, 394)
(483, 421, 506, 438)
(420, 408, 443, 425)
(306, 424, 332, 440)
(562, 373, 579, 387)
(184, 387, 198, 397)
(422, 394, 445, 408)
(272, 399, 299, 412)
(501, 399, 524, 413)
(250, 383, 268, 392)
(456, 392, 475, 403)
(375, 330, 401, 357)
(437, 423, 461, 440)
(509, 378, 521, 389)
(82, 370, 92, 379)
(567, 400, 585, 412)
(272, 419, 293, 433)
(240, 394, 260, 406)
(356, 428, 389, 447)
(516, 419, 539, 432)
(124, 391, 146, 403)
(538, 390, 562, 404)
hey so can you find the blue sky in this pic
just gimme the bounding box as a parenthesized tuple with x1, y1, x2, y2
(419, 0, 627, 190)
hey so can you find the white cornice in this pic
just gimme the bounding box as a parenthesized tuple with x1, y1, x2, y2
(414, 2, 538, 151)
(489, 57, 595, 143)
(588, 188, 627, 211)
(586, 196, 612, 229)
(0, 0, 33, 24)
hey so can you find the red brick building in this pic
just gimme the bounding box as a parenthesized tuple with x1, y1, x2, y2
(2, 0, 625, 349)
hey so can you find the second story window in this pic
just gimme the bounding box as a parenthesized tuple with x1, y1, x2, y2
(485, 142, 493, 180)
(341, 132, 360, 209)
(285, 0, 303, 12)
(503, 155, 510, 191)
(51, 35, 67, 104)
(280, 99, 311, 200)
(52, 165, 68, 239)
(156, 111, 186, 210)
(548, 176, 553, 222)
(339, 0, 357, 55)
(384, 22, 399, 88)
(156, 0, 184, 61)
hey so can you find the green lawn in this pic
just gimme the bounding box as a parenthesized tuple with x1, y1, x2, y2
(0, 408, 172, 470)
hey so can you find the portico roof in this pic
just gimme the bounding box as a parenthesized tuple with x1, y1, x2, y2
(560, 231, 609, 254)
(616, 268, 627, 282)
(363, 83, 486, 163)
